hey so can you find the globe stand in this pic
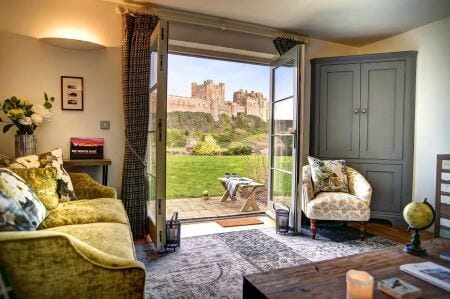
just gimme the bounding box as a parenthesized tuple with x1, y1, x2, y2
(402, 198, 435, 257)
(404, 227, 427, 256)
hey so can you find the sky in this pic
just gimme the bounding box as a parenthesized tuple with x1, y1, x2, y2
(167, 54, 270, 101)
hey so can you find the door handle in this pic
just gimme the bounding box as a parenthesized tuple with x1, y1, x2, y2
(361, 108, 367, 113)
(353, 109, 359, 113)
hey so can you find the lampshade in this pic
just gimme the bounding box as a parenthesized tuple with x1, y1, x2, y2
(39, 37, 105, 50)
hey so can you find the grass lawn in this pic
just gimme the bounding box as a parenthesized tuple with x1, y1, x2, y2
(166, 155, 292, 199)
(166, 155, 262, 199)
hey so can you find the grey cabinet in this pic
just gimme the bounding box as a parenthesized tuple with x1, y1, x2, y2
(311, 51, 417, 225)
(319, 64, 360, 159)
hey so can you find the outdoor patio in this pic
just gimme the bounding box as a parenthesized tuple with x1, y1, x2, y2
(166, 195, 267, 220)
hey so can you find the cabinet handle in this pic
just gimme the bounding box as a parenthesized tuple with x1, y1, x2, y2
(361, 108, 367, 113)
(354, 109, 359, 113)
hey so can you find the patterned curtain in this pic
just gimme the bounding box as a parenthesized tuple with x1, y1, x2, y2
(121, 13, 159, 238)
(273, 37, 304, 55)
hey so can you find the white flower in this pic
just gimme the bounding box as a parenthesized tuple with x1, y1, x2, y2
(31, 113, 44, 124)
(31, 104, 52, 119)
(19, 117, 33, 126)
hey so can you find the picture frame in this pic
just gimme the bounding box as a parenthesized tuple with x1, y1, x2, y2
(61, 76, 83, 110)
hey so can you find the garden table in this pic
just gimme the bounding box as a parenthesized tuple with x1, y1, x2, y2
(218, 178, 264, 212)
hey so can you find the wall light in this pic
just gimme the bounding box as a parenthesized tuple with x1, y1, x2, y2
(39, 37, 105, 50)
(39, 27, 105, 50)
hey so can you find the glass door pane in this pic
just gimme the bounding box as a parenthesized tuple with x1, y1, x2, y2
(147, 20, 169, 250)
(268, 45, 303, 233)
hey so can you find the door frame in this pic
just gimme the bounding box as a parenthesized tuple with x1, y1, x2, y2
(148, 20, 169, 250)
(266, 44, 305, 233)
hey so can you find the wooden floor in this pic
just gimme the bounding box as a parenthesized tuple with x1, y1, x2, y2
(348, 222, 434, 244)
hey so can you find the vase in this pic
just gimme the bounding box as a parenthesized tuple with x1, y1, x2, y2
(15, 134, 37, 158)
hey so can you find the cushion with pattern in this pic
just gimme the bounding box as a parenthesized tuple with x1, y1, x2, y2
(11, 167, 59, 210)
(307, 156, 349, 194)
(0, 168, 47, 230)
(4, 148, 77, 201)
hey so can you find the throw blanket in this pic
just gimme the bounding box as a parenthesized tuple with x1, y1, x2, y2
(225, 177, 253, 197)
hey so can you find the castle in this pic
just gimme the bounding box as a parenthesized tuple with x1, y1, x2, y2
(166, 80, 268, 121)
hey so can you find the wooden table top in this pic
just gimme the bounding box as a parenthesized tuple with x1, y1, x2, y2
(243, 238, 450, 299)
(63, 159, 111, 166)
(218, 177, 264, 187)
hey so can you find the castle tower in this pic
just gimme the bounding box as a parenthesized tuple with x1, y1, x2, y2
(191, 80, 225, 120)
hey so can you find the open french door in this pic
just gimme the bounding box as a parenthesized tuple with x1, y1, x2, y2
(148, 20, 169, 250)
(267, 45, 305, 233)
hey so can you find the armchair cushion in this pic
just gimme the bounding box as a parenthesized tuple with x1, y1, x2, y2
(39, 198, 128, 229)
(306, 192, 370, 221)
(307, 156, 349, 193)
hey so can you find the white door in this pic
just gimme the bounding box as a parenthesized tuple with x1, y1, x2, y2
(267, 45, 305, 233)
(148, 20, 169, 250)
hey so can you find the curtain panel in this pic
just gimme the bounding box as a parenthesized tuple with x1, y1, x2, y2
(273, 37, 304, 55)
(121, 13, 159, 238)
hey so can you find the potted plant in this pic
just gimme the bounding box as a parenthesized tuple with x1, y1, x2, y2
(1, 93, 54, 157)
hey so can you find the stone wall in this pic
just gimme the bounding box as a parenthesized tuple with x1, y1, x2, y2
(166, 80, 268, 121)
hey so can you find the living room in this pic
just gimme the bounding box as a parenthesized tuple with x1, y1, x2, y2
(0, 0, 449, 298)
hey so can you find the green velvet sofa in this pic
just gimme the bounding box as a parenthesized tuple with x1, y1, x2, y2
(0, 173, 146, 299)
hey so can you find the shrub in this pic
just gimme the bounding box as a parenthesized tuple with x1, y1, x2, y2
(167, 128, 187, 148)
(224, 142, 252, 155)
(192, 135, 220, 156)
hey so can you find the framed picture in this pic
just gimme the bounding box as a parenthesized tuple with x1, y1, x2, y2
(61, 76, 83, 110)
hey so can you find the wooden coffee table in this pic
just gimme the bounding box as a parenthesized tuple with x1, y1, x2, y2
(243, 238, 450, 298)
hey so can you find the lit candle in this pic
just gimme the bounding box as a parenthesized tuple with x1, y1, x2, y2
(346, 270, 374, 299)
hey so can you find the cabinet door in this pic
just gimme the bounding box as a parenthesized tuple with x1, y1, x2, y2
(319, 64, 360, 158)
(358, 164, 402, 215)
(360, 61, 405, 160)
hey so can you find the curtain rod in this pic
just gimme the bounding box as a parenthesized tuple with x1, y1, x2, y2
(115, 4, 309, 44)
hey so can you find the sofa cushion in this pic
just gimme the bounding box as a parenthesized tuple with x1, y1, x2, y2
(5, 148, 77, 201)
(11, 167, 59, 210)
(0, 168, 47, 230)
(44, 222, 135, 260)
(39, 198, 128, 229)
(307, 156, 349, 193)
(0, 179, 35, 231)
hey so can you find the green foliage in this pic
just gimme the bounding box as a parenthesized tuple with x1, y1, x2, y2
(224, 141, 253, 155)
(192, 135, 221, 156)
(167, 111, 215, 136)
(167, 128, 187, 147)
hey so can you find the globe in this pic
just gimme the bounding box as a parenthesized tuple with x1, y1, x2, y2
(403, 200, 435, 230)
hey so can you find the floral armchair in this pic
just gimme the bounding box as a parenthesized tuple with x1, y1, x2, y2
(302, 165, 372, 240)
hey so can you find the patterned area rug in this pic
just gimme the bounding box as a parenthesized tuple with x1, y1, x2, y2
(136, 224, 398, 299)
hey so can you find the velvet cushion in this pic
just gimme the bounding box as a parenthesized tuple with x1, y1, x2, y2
(307, 156, 349, 193)
(0, 168, 47, 230)
(11, 167, 59, 210)
(39, 198, 128, 229)
(44, 222, 135, 260)
(4, 148, 77, 201)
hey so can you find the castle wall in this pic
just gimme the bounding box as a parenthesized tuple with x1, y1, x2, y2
(167, 80, 268, 122)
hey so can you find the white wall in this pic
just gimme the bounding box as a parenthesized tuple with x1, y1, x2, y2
(0, 31, 124, 191)
(357, 17, 450, 206)
(0, 0, 124, 191)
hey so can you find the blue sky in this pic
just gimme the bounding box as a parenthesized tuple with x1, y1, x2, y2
(168, 54, 270, 101)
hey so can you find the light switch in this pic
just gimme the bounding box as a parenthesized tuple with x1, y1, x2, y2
(100, 120, 110, 130)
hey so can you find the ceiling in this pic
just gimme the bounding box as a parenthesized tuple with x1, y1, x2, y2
(124, 0, 450, 46)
